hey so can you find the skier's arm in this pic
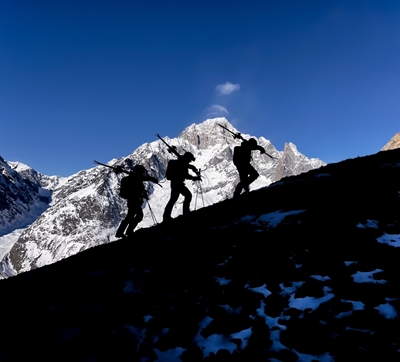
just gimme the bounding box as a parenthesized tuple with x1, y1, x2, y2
(140, 174, 162, 187)
(187, 164, 202, 181)
(256, 145, 266, 154)
(187, 174, 201, 181)
(143, 176, 158, 183)
(187, 164, 198, 172)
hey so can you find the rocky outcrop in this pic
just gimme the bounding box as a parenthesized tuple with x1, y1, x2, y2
(0, 157, 51, 236)
(381, 132, 400, 151)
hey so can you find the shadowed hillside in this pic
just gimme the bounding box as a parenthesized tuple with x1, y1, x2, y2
(0, 149, 399, 361)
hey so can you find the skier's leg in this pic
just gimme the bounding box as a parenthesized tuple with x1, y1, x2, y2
(116, 201, 135, 237)
(246, 165, 259, 188)
(163, 183, 180, 221)
(125, 201, 144, 236)
(181, 185, 192, 215)
(234, 166, 246, 197)
(116, 217, 129, 238)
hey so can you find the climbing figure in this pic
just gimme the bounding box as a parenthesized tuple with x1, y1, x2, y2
(156, 134, 202, 222)
(115, 164, 159, 237)
(94, 160, 159, 238)
(233, 138, 266, 197)
(217, 123, 276, 198)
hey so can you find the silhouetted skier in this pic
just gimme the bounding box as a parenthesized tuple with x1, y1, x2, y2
(233, 138, 266, 197)
(163, 152, 201, 222)
(115, 164, 158, 238)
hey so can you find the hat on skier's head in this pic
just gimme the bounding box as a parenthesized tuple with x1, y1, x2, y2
(183, 152, 195, 162)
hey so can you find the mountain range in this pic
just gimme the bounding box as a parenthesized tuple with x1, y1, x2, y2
(0, 118, 325, 277)
(0, 146, 399, 361)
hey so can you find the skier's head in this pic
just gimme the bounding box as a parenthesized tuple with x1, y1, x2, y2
(248, 138, 257, 147)
(183, 152, 195, 163)
(133, 164, 145, 174)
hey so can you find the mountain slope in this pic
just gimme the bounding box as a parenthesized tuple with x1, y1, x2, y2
(0, 148, 399, 361)
(0, 157, 53, 236)
(2, 118, 325, 275)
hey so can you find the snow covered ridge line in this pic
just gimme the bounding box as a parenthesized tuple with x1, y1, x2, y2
(1, 117, 325, 276)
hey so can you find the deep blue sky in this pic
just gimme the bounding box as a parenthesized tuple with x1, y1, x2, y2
(1, 0, 399, 176)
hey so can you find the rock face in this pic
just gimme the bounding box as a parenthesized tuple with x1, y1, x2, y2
(0, 157, 54, 236)
(0, 148, 399, 361)
(381, 132, 400, 151)
(1, 118, 325, 276)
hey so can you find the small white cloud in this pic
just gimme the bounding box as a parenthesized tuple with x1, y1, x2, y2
(207, 104, 229, 115)
(215, 82, 240, 95)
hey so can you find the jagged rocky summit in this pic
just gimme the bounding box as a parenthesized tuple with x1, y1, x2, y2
(1, 118, 325, 276)
(381, 132, 400, 151)
(0, 148, 399, 361)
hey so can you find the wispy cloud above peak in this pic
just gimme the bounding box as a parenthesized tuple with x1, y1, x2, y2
(206, 104, 229, 116)
(216, 82, 240, 95)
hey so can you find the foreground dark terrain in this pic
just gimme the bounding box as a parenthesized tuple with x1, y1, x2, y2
(0, 149, 399, 361)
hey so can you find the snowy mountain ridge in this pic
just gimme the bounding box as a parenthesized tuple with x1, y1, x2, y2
(1, 118, 325, 276)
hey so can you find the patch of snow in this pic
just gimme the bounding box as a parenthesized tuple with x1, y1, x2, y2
(255, 210, 306, 228)
(154, 347, 186, 361)
(194, 316, 237, 357)
(123, 281, 140, 294)
(231, 327, 252, 349)
(280, 281, 304, 296)
(376, 233, 400, 247)
(310, 275, 331, 281)
(289, 286, 334, 311)
(356, 219, 379, 229)
(345, 327, 374, 334)
(196, 334, 237, 357)
(351, 269, 387, 284)
(375, 301, 398, 319)
(336, 299, 365, 318)
(0, 227, 26, 261)
(217, 259, 229, 266)
(344, 261, 357, 266)
(218, 305, 242, 314)
(124, 325, 147, 352)
(215, 277, 231, 286)
(256, 300, 295, 354)
(342, 299, 365, 311)
(248, 283, 272, 298)
(295, 351, 334, 362)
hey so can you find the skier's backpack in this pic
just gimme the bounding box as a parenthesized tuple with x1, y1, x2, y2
(119, 174, 145, 199)
(233, 145, 243, 166)
(119, 175, 131, 199)
(233, 143, 251, 166)
(165, 159, 182, 181)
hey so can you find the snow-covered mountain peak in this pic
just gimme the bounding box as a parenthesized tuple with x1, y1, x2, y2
(1, 118, 326, 276)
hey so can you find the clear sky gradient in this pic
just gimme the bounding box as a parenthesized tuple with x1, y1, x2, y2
(1, 0, 399, 176)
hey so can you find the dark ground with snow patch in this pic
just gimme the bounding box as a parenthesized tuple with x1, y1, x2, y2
(0, 149, 400, 361)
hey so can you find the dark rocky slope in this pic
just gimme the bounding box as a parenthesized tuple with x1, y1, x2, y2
(0, 149, 399, 361)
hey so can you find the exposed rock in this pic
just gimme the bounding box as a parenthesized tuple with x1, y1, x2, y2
(381, 132, 400, 151)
